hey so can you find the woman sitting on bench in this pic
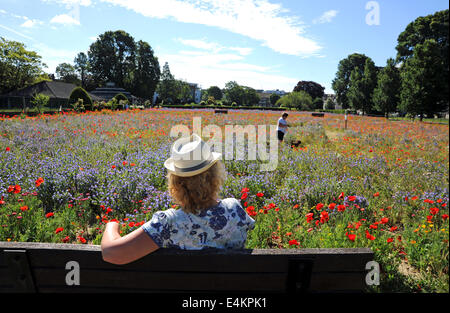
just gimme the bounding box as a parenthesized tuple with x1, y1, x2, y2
(101, 134, 255, 265)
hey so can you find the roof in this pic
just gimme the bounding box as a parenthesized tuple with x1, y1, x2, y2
(0, 81, 102, 101)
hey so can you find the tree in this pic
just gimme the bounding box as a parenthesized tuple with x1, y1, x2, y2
(74, 52, 89, 89)
(347, 58, 377, 114)
(0, 37, 46, 94)
(276, 91, 312, 111)
(396, 9, 449, 114)
(373, 58, 401, 117)
(174, 80, 192, 104)
(293, 81, 325, 100)
(270, 93, 281, 105)
(206, 86, 223, 101)
(332, 53, 372, 109)
(242, 86, 260, 106)
(56, 62, 80, 85)
(156, 62, 177, 104)
(224, 81, 245, 105)
(133, 40, 161, 99)
(325, 97, 335, 110)
(399, 39, 446, 119)
(87, 30, 160, 99)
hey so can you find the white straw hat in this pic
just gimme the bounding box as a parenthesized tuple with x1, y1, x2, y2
(164, 133, 222, 177)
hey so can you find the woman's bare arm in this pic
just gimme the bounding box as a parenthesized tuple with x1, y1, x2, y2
(101, 222, 159, 265)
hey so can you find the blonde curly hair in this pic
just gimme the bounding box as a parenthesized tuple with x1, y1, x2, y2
(167, 161, 226, 214)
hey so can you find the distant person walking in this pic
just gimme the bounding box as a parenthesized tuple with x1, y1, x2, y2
(276, 112, 289, 142)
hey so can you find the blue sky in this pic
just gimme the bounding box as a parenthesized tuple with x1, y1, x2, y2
(0, 0, 448, 94)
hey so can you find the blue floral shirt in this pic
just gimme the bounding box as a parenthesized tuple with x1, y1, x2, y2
(141, 198, 255, 250)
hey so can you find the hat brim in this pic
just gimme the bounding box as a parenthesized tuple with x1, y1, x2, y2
(164, 152, 222, 177)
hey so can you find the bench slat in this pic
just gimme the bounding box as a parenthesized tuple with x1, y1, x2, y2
(32, 268, 287, 291)
(309, 272, 368, 292)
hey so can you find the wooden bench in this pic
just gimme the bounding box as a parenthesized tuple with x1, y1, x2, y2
(311, 113, 325, 117)
(214, 109, 228, 114)
(0, 242, 373, 293)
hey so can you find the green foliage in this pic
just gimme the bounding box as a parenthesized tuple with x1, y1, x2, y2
(56, 62, 80, 85)
(74, 52, 89, 89)
(223, 81, 260, 106)
(69, 87, 93, 110)
(399, 39, 446, 118)
(332, 53, 373, 109)
(312, 97, 324, 110)
(206, 86, 223, 101)
(71, 98, 85, 112)
(156, 62, 177, 104)
(373, 58, 401, 117)
(88, 30, 160, 99)
(325, 98, 335, 110)
(293, 81, 325, 100)
(113, 93, 129, 103)
(347, 58, 377, 114)
(30, 93, 50, 114)
(0, 37, 47, 95)
(276, 91, 312, 110)
(396, 9, 449, 117)
(270, 93, 281, 105)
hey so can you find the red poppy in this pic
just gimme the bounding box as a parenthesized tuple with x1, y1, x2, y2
(241, 187, 249, 193)
(0, 196, 4, 205)
(62, 236, 70, 243)
(347, 234, 356, 242)
(20, 206, 28, 211)
(123, 161, 128, 166)
(293, 204, 299, 209)
(128, 222, 135, 227)
(320, 211, 329, 223)
(411, 196, 418, 201)
(5, 147, 10, 151)
(430, 207, 439, 215)
(111, 165, 116, 169)
(442, 214, 449, 220)
(365, 230, 375, 241)
(328, 203, 336, 210)
(316, 203, 324, 210)
(348, 196, 356, 202)
(288, 239, 300, 246)
(45, 212, 54, 218)
(373, 192, 380, 197)
(55, 227, 64, 234)
(35, 177, 44, 187)
(285, 232, 292, 236)
(387, 238, 394, 243)
(424, 199, 434, 204)
(380, 217, 389, 224)
(243, 201, 248, 207)
(306, 213, 314, 223)
(256, 192, 264, 197)
(390, 226, 398, 232)
(338, 192, 344, 200)
(337, 204, 346, 212)
(78, 236, 87, 244)
(241, 193, 248, 200)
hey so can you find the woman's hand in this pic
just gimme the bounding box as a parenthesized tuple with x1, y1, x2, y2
(101, 221, 159, 265)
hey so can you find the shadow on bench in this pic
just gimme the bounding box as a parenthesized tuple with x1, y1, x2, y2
(0, 242, 373, 293)
(312, 113, 325, 117)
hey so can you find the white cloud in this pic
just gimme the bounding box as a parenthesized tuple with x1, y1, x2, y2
(100, 0, 321, 57)
(42, 0, 92, 7)
(0, 23, 35, 41)
(158, 50, 296, 91)
(20, 19, 44, 28)
(32, 43, 79, 72)
(177, 38, 253, 56)
(313, 10, 338, 24)
(50, 14, 80, 25)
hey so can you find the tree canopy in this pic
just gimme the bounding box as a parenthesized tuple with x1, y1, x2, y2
(0, 37, 47, 95)
(87, 30, 160, 99)
(293, 81, 325, 100)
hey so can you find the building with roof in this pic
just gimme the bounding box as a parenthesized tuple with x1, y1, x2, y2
(89, 82, 134, 103)
(0, 80, 102, 110)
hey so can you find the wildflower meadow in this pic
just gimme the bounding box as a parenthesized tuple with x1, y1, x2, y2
(0, 108, 448, 292)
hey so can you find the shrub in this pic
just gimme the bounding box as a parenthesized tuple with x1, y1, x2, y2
(69, 87, 92, 110)
(313, 97, 324, 110)
(325, 98, 335, 110)
(71, 98, 85, 112)
(276, 91, 312, 110)
(114, 93, 129, 104)
(31, 93, 50, 114)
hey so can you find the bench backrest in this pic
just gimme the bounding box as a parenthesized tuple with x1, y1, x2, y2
(0, 242, 373, 293)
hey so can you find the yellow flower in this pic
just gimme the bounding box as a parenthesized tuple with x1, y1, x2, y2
(410, 240, 416, 244)
(7, 238, 11, 242)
